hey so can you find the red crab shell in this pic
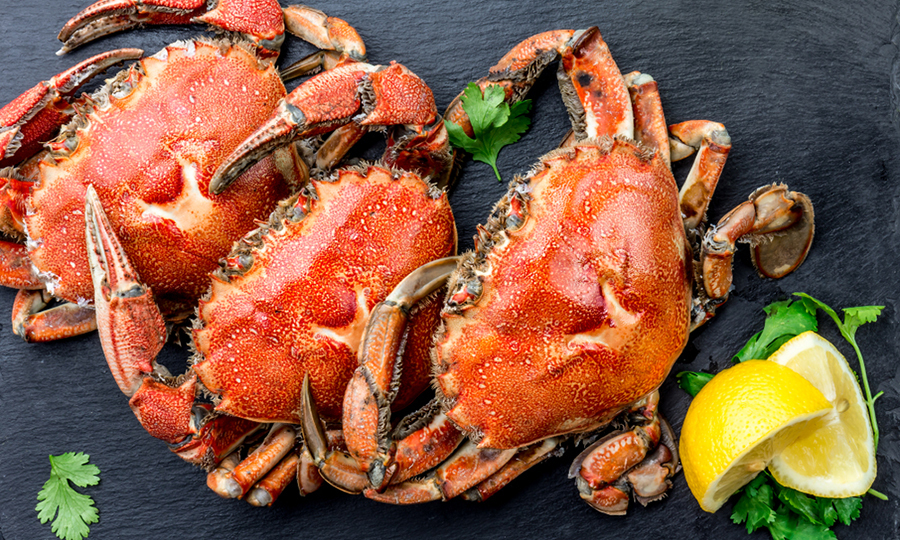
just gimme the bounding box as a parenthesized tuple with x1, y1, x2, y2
(25, 39, 300, 307)
(192, 165, 457, 423)
(435, 139, 692, 449)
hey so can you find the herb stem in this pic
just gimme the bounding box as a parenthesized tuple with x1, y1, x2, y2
(867, 488, 888, 500)
(847, 336, 880, 448)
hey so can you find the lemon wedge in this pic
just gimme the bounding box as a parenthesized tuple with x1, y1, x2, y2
(766, 331, 876, 497)
(680, 360, 832, 512)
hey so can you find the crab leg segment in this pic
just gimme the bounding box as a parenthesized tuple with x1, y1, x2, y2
(279, 5, 367, 80)
(623, 72, 670, 167)
(0, 173, 31, 238)
(57, 0, 285, 55)
(336, 258, 463, 485)
(568, 392, 678, 515)
(0, 242, 42, 290)
(364, 442, 518, 504)
(85, 185, 165, 395)
(0, 49, 143, 165)
(701, 184, 814, 301)
(461, 438, 562, 502)
(207, 423, 297, 499)
(560, 27, 634, 140)
(12, 290, 97, 341)
(669, 121, 733, 231)
(209, 61, 438, 194)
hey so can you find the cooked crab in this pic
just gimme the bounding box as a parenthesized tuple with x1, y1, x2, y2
(85, 53, 458, 505)
(0, 0, 373, 341)
(294, 26, 815, 514)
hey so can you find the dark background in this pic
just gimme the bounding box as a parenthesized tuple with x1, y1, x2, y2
(1, 1, 899, 539)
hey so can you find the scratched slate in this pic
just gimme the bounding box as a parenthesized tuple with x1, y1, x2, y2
(1, 1, 899, 539)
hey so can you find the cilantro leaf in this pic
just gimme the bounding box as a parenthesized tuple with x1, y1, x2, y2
(778, 486, 822, 524)
(446, 82, 532, 181)
(816, 498, 838, 527)
(731, 475, 777, 533)
(767, 506, 795, 540)
(36, 453, 100, 540)
(790, 519, 838, 540)
(734, 300, 817, 362)
(833, 496, 862, 525)
(675, 371, 713, 397)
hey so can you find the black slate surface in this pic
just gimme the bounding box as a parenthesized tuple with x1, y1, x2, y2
(1, 1, 899, 539)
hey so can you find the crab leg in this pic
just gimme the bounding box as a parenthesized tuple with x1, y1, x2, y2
(210, 61, 440, 194)
(623, 72, 671, 167)
(299, 258, 466, 493)
(0, 242, 42, 290)
(700, 184, 814, 301)
(279, 5, 367, 80)
(85, 185, 260, 467)
(0, 49, 143, 166)
(670, 121, 733, 232)
(12, 290, 97, 341)
(461, 438, 562, 502)
(446, 27, 634, 142)
(57, 0, 285, 55)
(365, 442, 518, 504)
(568, 392, 679, 515)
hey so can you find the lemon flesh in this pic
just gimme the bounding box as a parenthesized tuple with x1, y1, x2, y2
(680, 360, 832, 513)
(767, 331, 876, 497)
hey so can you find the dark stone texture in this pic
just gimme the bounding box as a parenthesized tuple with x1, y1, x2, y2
(1, 1, 899, 539)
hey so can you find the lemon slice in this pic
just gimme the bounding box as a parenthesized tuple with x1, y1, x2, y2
(766, 331, 876, 497)
(680, 360, 832, 513)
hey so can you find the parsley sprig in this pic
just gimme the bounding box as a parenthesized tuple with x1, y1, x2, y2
(36, 452, 100, 540)
(446, 82, 532, 181)
(675, 294, 888, 540)
(731, 472, 862, 540)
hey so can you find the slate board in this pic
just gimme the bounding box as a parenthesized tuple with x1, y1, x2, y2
(1, 1, 899, 539)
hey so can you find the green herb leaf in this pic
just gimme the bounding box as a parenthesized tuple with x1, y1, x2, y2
(733, 300, 817, 362)
(675, 371, 713, 397)
(833, 496, 862, 525)
(790, 519, 838, 540)
(816, 498, 838, 527)
(446, 82, 532, 181)
(36, 453, 100, 540)
(731, 474, 776, 533)
(767, 506, 796, 540)
(842, 305, 883, 340)
(778, 486, 822, 524)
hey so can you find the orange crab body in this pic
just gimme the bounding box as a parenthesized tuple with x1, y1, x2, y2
(27, 40, 299, 307)
(193, 166, 457, 423)
(436, 140, 692, 449)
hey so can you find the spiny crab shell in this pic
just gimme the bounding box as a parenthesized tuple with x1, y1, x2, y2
(436, 138, 691, 449)
(26, 39, 300, 307)
(192, 164, 457, 423)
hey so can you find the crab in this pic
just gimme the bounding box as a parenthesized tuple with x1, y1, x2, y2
(84, 50, 458, 508)
(292, 27, 816, 514)
(0, 0, 377, 342)
(3, 0, 459, 506)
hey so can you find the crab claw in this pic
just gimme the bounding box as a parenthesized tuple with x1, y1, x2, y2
(0, 49, 142, 165)
(210, 62, 437, 194)
(569, 394, 679, 515)
(84, 185, 166, 396)
(700, 184, 814, 300)
(57, 0, 284, 55)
